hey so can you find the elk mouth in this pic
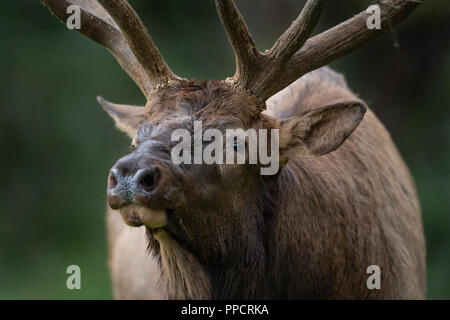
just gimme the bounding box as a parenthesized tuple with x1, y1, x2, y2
(119, 204, 168, 229)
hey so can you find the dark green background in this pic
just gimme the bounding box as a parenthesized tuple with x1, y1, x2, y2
(0, 0, 449, 299)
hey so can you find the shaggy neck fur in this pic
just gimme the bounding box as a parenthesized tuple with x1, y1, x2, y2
(149, 229, 211, 299)
(145, 173, 281, 299)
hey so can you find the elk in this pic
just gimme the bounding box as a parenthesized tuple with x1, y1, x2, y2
(42, 0, 426, 299)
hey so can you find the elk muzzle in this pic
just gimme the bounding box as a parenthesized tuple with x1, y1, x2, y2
(107, 166, 160, 209)
(107, 154, 169, 228)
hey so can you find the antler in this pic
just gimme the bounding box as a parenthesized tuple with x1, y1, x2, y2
(42, 0, 422, 103)
(216, 0, 423, 101)
(97, 0, 182, 87)
(41, 0, 181, 97)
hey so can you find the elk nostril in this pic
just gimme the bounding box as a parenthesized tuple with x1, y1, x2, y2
(138, 168, 159, 193)
(109, 172, 118, 189)
(139, 173, 155, 192)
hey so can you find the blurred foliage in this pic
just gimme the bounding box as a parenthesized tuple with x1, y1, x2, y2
(0, 0, 448, 299)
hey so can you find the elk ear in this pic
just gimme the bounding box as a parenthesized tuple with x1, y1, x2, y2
(97, 96, 147, 138)
(278, 102, 366, 163)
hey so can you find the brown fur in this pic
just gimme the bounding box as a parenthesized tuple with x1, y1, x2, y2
(106, 67, 425, 299)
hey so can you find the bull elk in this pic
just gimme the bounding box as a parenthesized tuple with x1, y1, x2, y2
(41, 0, 426, 299)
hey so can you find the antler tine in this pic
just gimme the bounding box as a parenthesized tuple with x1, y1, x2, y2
(268, 0, 327, 66)
(264, 0, 423, 99)
(216, 0, 423, 103)
(216, 0, 326, 102)
(215, 0, 264, 89)
(98, 0, 182, 87)
(41, 0, 152, 96)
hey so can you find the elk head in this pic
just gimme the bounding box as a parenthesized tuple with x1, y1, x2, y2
(42, 0, 422, 298)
